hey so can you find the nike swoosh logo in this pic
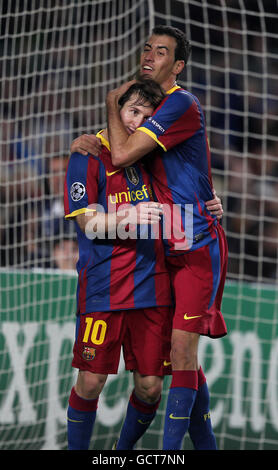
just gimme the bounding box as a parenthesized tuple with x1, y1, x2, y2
(184, 313, 202, 320)
(138, 419, 152, 425)
(169, 413, 190, 420)
(163, 361, 171, 367)
(106, 169, 121, 176)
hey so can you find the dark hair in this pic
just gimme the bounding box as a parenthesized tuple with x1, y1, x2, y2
(118, 79, 166, 110)
(152, 25, 191, 65)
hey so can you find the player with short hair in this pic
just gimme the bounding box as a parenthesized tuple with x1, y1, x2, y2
(72, 25, 228, 450)
(106, 25, 228, 451)
(64, 79, 173, 450)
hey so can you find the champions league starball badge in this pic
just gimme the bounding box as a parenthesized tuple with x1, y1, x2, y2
(70, 182, 86, 201)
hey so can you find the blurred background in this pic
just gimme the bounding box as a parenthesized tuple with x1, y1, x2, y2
(0, 0, 278, 450)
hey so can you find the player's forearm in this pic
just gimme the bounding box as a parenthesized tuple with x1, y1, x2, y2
(76, 212, 127, 237)
(75, 202, 162, 238)
(106, 95, 134, 167)
(106, 94, 152, 167)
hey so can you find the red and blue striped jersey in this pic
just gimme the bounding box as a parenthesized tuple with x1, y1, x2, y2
(137, 85, 218, 256)
(64, 132, 171, 314)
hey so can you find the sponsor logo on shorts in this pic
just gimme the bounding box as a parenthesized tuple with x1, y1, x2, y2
(183, 313, 202, 320)
(82, 346, 96, 361)
(163, 360, 171, 367)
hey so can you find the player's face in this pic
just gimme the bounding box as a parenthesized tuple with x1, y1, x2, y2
(119, 94, 154, 135)
(139, 34, 184, 90)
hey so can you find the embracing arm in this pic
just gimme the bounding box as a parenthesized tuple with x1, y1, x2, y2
(107, 86, 223, 218)
(205, 190, 223, 220)
(106, 84, 157, 167)
(75, 202, 163, 237)
(70, 134, 102, 156)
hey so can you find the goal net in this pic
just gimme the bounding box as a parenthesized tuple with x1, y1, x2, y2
(1, 0, 278, 450)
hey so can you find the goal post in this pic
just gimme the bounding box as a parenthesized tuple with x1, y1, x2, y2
(1, 0, 278, 450)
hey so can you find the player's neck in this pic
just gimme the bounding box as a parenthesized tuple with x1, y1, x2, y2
(162, 77, 178, 93)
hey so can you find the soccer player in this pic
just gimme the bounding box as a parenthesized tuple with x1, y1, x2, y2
(71, 25, 228, 450)
(64, 79, 173, 450)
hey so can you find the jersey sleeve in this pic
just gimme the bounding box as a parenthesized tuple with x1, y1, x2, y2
(137, 89, 201, 152)
(64, 152, 100, 219)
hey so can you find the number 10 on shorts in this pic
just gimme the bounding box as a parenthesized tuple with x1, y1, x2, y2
(82, 317, 107, 345)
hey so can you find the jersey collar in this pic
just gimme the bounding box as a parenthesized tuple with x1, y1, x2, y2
(96, 130, 110, 151)
(166, 85, 181, 95)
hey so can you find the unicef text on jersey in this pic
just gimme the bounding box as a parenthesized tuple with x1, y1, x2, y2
(84, 202, 194, 251)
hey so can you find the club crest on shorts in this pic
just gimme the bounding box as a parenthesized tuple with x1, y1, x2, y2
(82, 346, 96, 361)
(125, 167, 139, 185)
(70, 181, 86, 201)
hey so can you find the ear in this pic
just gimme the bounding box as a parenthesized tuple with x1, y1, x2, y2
(174, 60, 185, 76)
